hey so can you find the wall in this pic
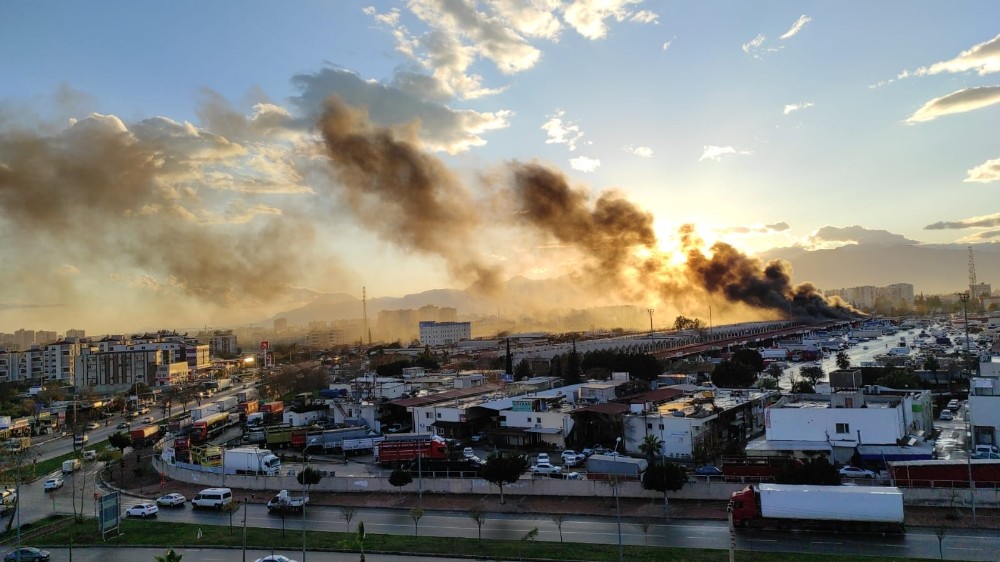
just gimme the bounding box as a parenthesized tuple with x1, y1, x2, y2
(766, 404, 903, 444)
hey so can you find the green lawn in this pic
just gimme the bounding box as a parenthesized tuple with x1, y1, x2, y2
(10, 516, 924, 561)
(26, 440, 114, 480)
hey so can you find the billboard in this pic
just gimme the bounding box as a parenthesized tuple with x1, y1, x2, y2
(98, 491, 122, 538)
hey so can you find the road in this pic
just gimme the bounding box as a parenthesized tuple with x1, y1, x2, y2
(24, 546, 473, 562)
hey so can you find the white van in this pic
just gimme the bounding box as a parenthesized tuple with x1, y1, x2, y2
(191, 487, 233, 509)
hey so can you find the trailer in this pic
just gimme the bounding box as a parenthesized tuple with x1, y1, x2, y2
(130, 425, 161, 448)
(586, 454, 648, 480)
(729, 483, 905, 533)
(343, 436, 385, 455)
(191, 405, 215, 421)
(722, 456, 803, 482)
(265, 425, 308, 450)
(375, 435, 449, 466)
(237, 388, 259, 404)
(214, 396, 238, 413)
(304, 427, 372, 453)
(889, 459, 1000, 488)
(261, 401, 284, 424)
(237, 400, 259, 421)
(167, 415, 193, 435)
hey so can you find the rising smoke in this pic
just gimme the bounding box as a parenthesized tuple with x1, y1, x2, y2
(318, 97, 858, 320)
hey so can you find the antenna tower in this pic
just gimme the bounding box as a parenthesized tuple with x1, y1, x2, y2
(362, 286, 369, 345)
(968, 246, 978, 308)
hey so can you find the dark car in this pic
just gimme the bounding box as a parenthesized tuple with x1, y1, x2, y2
(4, 547, 51, 561)
(695, 465, 723, 476)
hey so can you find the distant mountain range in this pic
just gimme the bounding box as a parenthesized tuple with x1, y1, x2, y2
(269, 243, 1000, 327)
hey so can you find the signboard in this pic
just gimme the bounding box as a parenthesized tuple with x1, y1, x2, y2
(98, 491, 122, 538)
(260, 341, 269, 351)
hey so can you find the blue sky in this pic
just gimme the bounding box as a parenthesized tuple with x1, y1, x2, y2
(2, 1, 1000, 333)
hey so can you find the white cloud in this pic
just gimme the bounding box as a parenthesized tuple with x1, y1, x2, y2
(563, 0, 650, 40)
(542, 109, 584, 151)
(699, 145, 751, 162)
(662, 38, 673, 51)
(742, 34, 766, 55)
(783, 102, 814, 115)
(965, 156, 1000, 183)
(914, 33, 1000, 77)
(570, 156, 601, 172)
(925, 212, 1000, 230)
(56, 264, 80, 276)
(806, 225, 919, 249)
(622, 144, 653, 158)
(779, 15, 812, 40)
(906, 86, 1000, 123)
(630, 10, 659, 25)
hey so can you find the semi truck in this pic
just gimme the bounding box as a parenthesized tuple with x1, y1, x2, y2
(266, 489, 308, 514)
(343, 436, 385, 455)
(214, 396, 239, 413)
(223, 447, 281, 476)
(265, 425, 308, 450)
(168, 415, 193, 435)
(130, 425, 161, 448)
(722, 456, 803, 482)
(889, 459, 1000, 488)
(586, 454, 648, 479)
(237, 388, 259, 404)
(237, 400, 259, 421)
(375, 434, 449, 466)
(729, 483, 905, 533)
(191, 405, 215, 421)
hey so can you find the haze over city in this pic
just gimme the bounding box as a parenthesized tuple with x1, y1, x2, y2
(2, 2, 999, 334)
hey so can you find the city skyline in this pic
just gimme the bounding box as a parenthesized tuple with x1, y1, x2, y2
(2, 2, 999, 333)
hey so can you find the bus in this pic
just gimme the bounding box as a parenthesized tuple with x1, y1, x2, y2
(191, 412, 230, 443)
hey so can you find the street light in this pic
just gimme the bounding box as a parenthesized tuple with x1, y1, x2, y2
(613, 436, 623, 562)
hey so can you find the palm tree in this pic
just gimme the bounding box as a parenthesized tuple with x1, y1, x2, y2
(639, 434, 663, 463)
(154, 549, 183, 562)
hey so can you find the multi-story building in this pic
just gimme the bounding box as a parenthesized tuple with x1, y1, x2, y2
(306, 328, 346, 349)
(969, 359, 1000, 449)
(43, 339, 85, 384)
(419, 321, 471, 346)
(195, 329, 239, 358)
(825, 283, 914, 311)
(66, 329, 86, 339)
(73, 332, 210, 393)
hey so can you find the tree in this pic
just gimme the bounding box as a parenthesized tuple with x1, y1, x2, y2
(638, 434, 663, 463)
(732, 349, 764, 373)
(410, 506, 424, 536)
(799, 365, 825, 387)
(468, 508, 487, 540)
(790, 379, 815, 394)
(753, 376, 779, 390)
(480, 452, 528, 504)
(836, 351, 851, 370)
(154, 549, 183, 562)
(108, 431, 132, 457)
(551, 513, 566, 543)
(775, 456, 840, 485)
(388, 468, 413, 497)
(877, 368, 922, 389)
(924, 355, 941, 384)
(565, 343, 582, 385)
(711, 360, 756, 388)
(340, 506, 356, 531)
(296, 466, 324, 561)
(641, 461, 688, 514)
(356, 521, 367, 562)
(514, 359, 532, 381)
(765, 363, 784, 379)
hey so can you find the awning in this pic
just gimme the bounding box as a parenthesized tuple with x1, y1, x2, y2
(430, 420, 465, 429)
(523, 427, 562, 434)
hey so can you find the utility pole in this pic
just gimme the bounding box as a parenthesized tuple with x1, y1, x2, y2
(646, 308, 654, 334)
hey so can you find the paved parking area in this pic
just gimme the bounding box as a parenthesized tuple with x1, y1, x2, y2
(934, 402, 970, 461)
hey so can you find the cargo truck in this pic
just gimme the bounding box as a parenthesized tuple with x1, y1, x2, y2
(343, 436, 385, 455)
(722, 456, 803, 482)
(130, 425, 161, 448)
(265, 425, 308, 450)
(62, 458, 81, 473)
(304, 427, 372, 453)
(729, 483, 905, 533)
(237, 400, 259, 421)
(167, 415, 193, 435)
(190, 405, 215, 421)
(223, 447, 281, 476)
(261, 401, 284, 424)
(237, 388, 259, 404)
(214, 396, 239, 413)
(586, 454, 648, 480)
(266, 489, 308, 514)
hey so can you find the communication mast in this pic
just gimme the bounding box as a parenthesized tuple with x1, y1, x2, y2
(362, 286, 370, 345)
(968, 246, 979, 309)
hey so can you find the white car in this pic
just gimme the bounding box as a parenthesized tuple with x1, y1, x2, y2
(462, 447, 475, 459)
(43, 477, 64, 491)
(531, 462, 562, 475)
(156, 493, 186, 507)
(940, 410, 954, 421)
(255, 556, 298, 562)
(839, 466, 876, 479)
(535, 453, 551, 465)
(561, 450, 585, 466)
(85, 422, 100, 430)
(125, 503, 159, 518)
(947, 399, 960, 410)
(142, 416, 155, 424)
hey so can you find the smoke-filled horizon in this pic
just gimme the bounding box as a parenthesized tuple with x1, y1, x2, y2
(318, 96, 858, 321)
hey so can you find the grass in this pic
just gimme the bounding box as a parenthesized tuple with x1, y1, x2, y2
(18, 517, 923, 561)
(26, 440, 113, 480)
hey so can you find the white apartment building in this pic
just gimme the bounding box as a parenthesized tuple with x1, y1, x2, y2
(969, 359, 1000, 448)
(418, 321, 471, 346)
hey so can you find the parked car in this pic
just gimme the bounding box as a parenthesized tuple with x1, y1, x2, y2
(125, 503, 159, 518)
(972, 452, 1000, 459)
(254, 556, 298, 562)
(560, 450, 584, 463)
(43, 477, 64, 491)
(940, 410, 954, 421)
(947, 399, 960, 410)
(470, 432, 487, 443)
(85, 421, 100, 430)
(975, 444, 1000, 456)
(156, 493, 187, 507)
(694, 465, 723, 476)
(535, 453, 551, 465)
(531, 462, 562, 475)
(462, 447, 475, 459)
(3, 547, 50, 561)
(838, 466, 876, 479)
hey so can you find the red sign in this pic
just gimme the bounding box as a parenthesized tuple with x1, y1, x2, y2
(260, 341, 269, 350)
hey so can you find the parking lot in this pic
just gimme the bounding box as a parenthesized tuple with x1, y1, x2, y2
(934, 401, 970, 461)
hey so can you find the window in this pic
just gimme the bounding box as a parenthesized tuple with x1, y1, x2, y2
(658, 424, 664, 430)
(647, 423, 653, 429)
(836, 423, 850, 434)
(425, 412, 431, 419)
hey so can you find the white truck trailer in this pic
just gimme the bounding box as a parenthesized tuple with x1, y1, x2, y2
(729, 483, 905, 533)
(223, 447, 281, 476)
